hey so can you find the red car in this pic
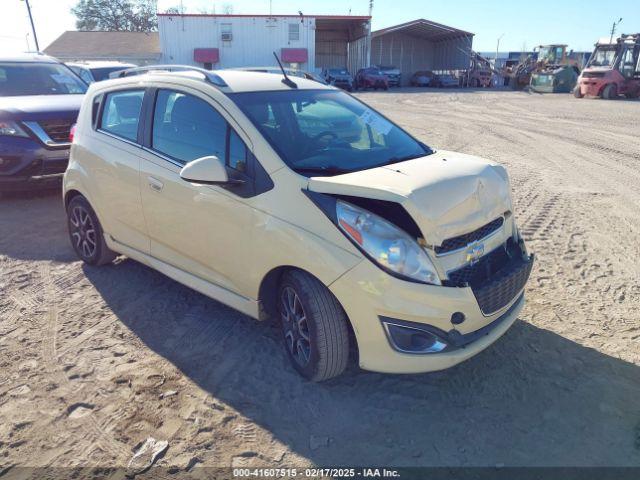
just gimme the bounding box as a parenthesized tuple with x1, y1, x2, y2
(355, 67, 389, 91)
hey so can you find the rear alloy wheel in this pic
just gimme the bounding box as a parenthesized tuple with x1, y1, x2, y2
(67, 196, 116, 266)
(601, 84, 617, 100)
(278, 270, 349, 381)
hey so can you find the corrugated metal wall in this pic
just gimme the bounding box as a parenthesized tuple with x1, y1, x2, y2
(347, 35, 370, 74)
(433, 35, 473, 70)
(371, 33, 434, 84)
(371, 33, 473, 85)
(315, 28, 348, 68)
(159, 16, 316, 70)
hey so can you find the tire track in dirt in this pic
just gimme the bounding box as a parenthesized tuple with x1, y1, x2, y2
(40, 262, 133, 464)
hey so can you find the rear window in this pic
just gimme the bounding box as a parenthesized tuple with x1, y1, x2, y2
(100, 90, 144, 142)
(90, 67, 129, 82)
(0, 62, 87, 96)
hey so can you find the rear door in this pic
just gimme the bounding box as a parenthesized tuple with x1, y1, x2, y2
(137, 86, 262, 296)
(90, 88, 150, 254)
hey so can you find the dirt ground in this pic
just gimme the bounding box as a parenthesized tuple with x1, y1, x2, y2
(1, 89, 640, 475)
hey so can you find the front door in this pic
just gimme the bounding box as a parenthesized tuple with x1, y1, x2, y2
(137, 87, 255, 296)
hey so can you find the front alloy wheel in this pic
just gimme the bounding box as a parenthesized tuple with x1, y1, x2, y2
(278, 270, 350, 381)
(280, 286, 311, 367)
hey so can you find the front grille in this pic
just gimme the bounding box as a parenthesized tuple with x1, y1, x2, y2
(446, 240, 533, 315)
(435, 217, 505, 255)
(39, 119, 74, 143)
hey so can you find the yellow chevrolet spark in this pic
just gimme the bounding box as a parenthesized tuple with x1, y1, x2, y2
(63, 66, 533, 381)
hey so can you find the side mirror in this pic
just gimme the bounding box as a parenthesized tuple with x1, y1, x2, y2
(180, 156, 242, 185)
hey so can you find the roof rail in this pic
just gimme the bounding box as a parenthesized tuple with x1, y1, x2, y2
(117, 65, 228, 87)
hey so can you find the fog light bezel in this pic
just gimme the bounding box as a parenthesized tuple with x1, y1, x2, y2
(381, 320, 450, 354)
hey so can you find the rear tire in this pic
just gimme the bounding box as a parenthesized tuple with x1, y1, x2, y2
(67, 195, 117, 266)
(601, 84, 617, 100)
(278, 270, 349, 382)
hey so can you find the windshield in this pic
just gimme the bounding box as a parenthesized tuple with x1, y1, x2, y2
(230, 89, 432, 176)
(539, 46, 564, 64)
(0, 62, 87, 96)
(588, 47, 618, 67)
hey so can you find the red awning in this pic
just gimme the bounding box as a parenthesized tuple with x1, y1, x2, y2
(194, 48, 219, 63)
(281, 48, 308, 63)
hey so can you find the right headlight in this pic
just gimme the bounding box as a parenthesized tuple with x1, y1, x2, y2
(0, 121, 29, 138)
(336, 200, 441, 285)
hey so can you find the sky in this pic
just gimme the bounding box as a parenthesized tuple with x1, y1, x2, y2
(1, 0, 638, 55)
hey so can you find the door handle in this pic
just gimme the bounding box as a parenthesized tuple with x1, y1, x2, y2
(148, 176, 164, 192)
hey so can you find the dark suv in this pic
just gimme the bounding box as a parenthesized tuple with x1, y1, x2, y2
(321, 68, 354, 91)
(0, 54, 87, 193)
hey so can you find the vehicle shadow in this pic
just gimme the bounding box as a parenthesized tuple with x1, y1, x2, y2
(0, 190, 74, 262)
(82, 258, 640, 467)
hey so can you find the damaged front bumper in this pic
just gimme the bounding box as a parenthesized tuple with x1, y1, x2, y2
(329, 238, 533, 374)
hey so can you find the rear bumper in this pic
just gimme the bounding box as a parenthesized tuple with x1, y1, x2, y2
(0, 136, 69, 192)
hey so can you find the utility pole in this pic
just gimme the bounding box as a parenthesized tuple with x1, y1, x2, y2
(366, 1, 374, 68)
(610, 17, 623, 44)
(22, 0, 39, 51)
(496, 34, 504, 67)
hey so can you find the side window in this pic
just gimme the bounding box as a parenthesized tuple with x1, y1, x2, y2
(288, 23, 300, 41)
(100, 90, 144, 142)
(78, 68, 93, 84)
(228, 129, 247, 173)
(620, 48, 635, 78)
(152, 89, 227, 164)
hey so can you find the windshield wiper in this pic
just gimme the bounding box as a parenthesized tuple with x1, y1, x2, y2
(292, 166, 353, 175)
(383, 151, 432, 167)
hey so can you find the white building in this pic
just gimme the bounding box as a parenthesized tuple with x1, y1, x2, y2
(158, 13, 372, 73)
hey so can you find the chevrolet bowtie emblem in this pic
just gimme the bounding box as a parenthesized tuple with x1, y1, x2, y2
(465, 243, 485, 265)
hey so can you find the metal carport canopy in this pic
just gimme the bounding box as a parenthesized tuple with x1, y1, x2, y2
(372, 18, 473, 41)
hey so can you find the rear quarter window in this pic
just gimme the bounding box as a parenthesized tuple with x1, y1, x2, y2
(100, 90, 145, 143)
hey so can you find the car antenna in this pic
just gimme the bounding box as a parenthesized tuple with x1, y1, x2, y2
(273, 51, 298, 89)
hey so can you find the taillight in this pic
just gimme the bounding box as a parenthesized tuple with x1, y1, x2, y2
(69, 124, 77, 143)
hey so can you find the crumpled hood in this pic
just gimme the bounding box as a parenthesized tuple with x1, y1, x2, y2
(0, 95, 83, 121)
(307, 150, 512, 246)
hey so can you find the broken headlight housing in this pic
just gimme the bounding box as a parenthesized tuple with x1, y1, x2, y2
(336, 200, 441, 285)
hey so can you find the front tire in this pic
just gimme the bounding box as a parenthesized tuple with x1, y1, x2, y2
(601, 84, 617, 100)
(67, 195, 116, 266)
(278, 270, 349, 382)
(574, 86, 584, 98)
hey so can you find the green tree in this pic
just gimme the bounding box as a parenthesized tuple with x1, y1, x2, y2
(71, 0, 158, 32)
